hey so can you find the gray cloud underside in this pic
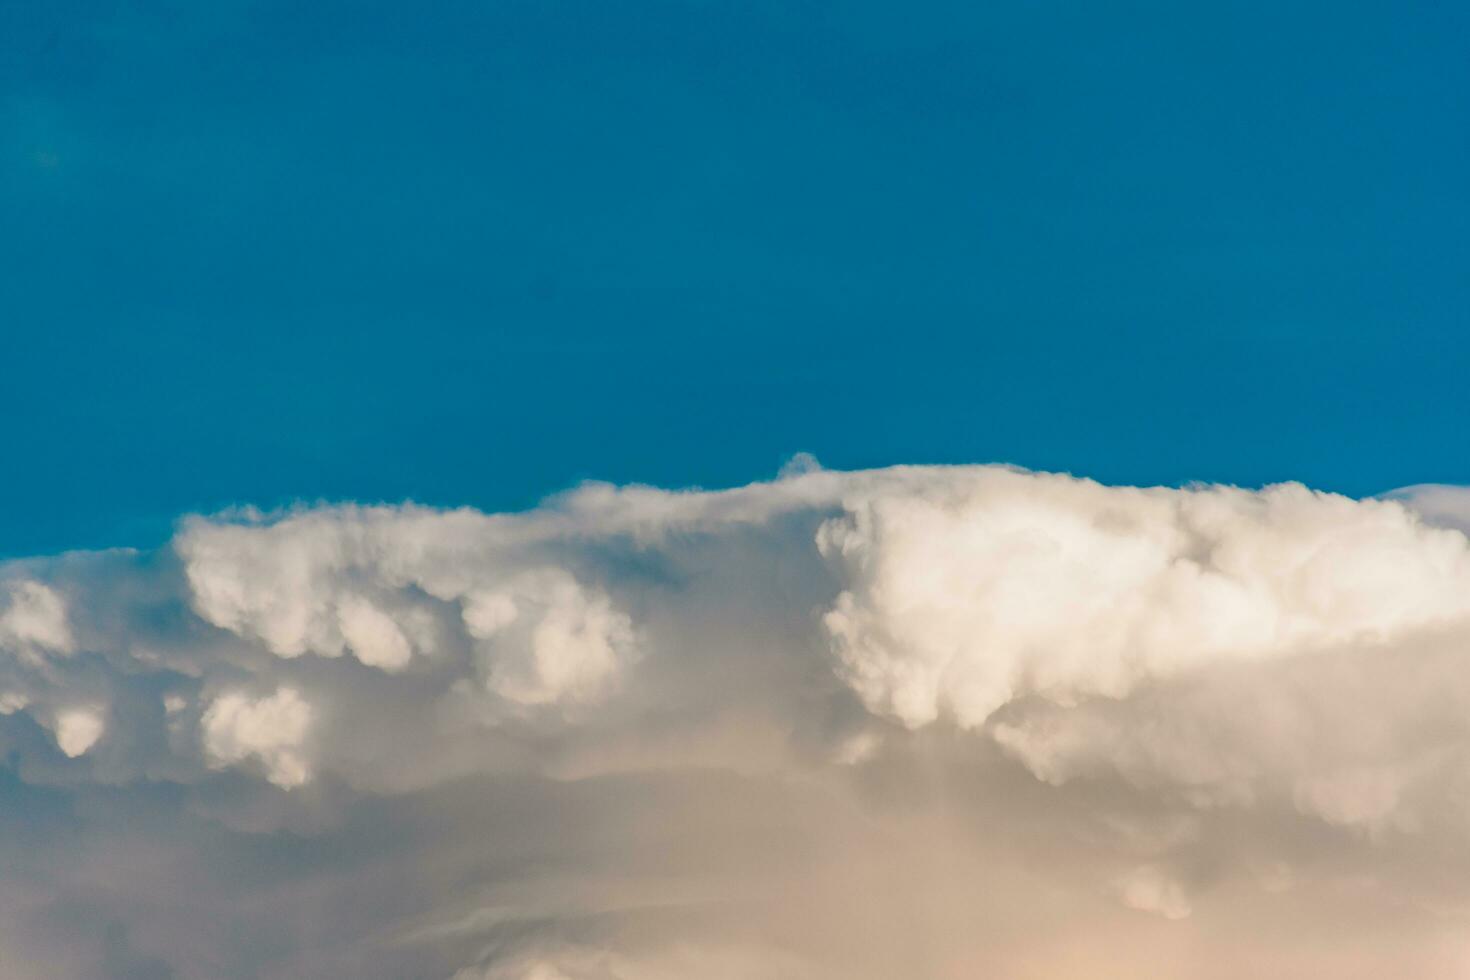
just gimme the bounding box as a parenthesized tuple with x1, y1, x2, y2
(6, 465, 1470, 978)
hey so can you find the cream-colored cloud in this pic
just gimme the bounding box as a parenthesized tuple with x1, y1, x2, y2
(819, 471, 1470, 727)
(201, 687, 313, 788)
(2, 468, 1470, 978)
(176, 507, 636, 699)
(0, 580, 74, 658)
(53, 707, 104, 758)
(1113, 864, 1192, 920)
(467, 570, 635, 707)
(337, 594, 413, 671)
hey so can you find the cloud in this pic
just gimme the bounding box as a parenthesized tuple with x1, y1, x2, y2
(175, 506, 637, 706)
(819, 472, 1470, 727)
(463, 569, 636, 707)
(53, 707, 104, 758)
(337, 595, 414, 672)
(0, 580, 74, 660)
(201, 687, 313, 788)
(5, 466, 1470, 977)
(1113, 864, 1192, 920)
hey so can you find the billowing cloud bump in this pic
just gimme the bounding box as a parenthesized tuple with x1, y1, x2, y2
(0, 579, 74, 659)
(819, 471, 1470, 727)
(176, 506, 637, 706)
(201, 687, 313, 788)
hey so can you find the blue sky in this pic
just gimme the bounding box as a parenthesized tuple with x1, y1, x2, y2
(4, 0, 1467, 557)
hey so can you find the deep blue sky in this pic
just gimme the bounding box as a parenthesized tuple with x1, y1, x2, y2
(3, 0, 1467, 557)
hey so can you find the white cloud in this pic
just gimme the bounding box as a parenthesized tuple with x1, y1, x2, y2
(201, 687, 313, 788)
(337, 594, 414, 672)
(818, 471, 1470, 728)
(175, 507, 637, 700)
(53, 707, 104, 758)
(469, 570, 636, 707)
(4, 466, 1470, 977)
(0, 580, 74, 658)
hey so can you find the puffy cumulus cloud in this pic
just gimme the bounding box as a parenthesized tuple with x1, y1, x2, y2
(201, 687, 313, 788)
(336, 594, 414, 672)
(175, 506, 637, 704)
(175, 506, 442, 664)
(6, 465, 1470, 978)
(988, 632, 1470, 838)
(52, 707, 105, 758)
(463, 569, 635, 707)
(819, 472, 1470, 727)
(0, 579, 74, 659)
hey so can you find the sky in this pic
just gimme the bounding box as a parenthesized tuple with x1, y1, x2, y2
(6, 3, 1470, 979)
(4, 0, 1468, 558)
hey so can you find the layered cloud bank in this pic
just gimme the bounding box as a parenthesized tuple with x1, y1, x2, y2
(5, 465, 1470, 977)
